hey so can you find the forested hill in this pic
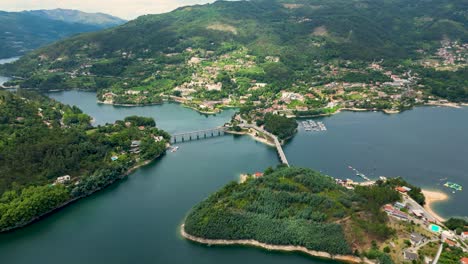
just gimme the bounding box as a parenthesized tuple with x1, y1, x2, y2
(0, 90, 169, 231)
(1, 0, 466, 101)
(185, 167, 401, 262)
(0, 10, 125, 59)
(8, 0, 468, 62)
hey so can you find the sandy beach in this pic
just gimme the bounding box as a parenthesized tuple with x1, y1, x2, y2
(421, 189, 449, 222)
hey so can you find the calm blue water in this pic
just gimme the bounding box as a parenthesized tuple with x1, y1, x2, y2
(0, 90, 466, 264)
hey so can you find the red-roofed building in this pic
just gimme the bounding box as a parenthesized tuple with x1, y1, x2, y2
(460, 257, 468, 264)
(445, 239, 456, 247)
(462, 231, 468, 239)
(383, 204, 394, 213)
(396, 186, 408, 193)
(254, 172, 263, 178)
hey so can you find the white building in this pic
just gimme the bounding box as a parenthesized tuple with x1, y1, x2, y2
(55, 175, 71, 185)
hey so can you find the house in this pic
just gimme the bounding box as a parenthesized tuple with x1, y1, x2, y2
(462, 231, 468, 239)
(111, 156, 119, 161)
(460, 257, 468, 264)
(383, 204, 409, 220)
(410, 232, 425, 246)
(131, 140, 141, 148)
(411, 209, 425, 218)
(130, 140, 142, 154)
(442, 230, 455, 240)
(391, 210, 409, 221)
(153, 136, 164, 142)
(396, 186, 411, 193)
(394, 202, 406, 209)
(254, 172, 263, 178)
(403, 250, 418, 261)
(445, 238, 456, 247)
(383, 204, 395, 213)
(55, 175, 71, 185)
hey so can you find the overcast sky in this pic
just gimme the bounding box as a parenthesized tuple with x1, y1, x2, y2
(0, 0, 217, 19)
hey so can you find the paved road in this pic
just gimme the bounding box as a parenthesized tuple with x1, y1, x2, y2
(402, 194, 438, 223)
(432, 243, 444, 264)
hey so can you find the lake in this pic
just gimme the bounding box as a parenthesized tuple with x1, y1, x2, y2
(0, 90, 466, 264)
(0, 57, 19, 86)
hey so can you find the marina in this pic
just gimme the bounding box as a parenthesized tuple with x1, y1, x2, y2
(300, 120, 327, 132)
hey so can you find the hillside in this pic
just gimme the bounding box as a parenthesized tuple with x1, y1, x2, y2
(0, 10, 125, 59)
(184, 167, 402, 262)
(0, 89, 169, 231)
(1, 0, 467, 109)
(24, 9, 126, 28)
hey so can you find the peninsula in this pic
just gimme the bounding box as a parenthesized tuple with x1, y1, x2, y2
(183, 166, 468, 264)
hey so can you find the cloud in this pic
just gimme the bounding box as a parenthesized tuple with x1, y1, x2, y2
(0, 0, 216, 19)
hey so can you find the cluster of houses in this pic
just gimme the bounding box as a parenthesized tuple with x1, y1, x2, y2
(403, 232, 426, 261)
(383, 203, 410, 221)
(130, 140, 141, 154)
(436, 41, 467, 66)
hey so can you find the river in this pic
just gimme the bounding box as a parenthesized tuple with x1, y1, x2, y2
(0, 90, 467, 264)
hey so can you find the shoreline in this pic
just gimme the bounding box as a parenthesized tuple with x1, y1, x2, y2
(421, 189, 449, 222)
(180, 224, 374, 264)
(225, 129, 276, 147)
(0, 153, 164, 233)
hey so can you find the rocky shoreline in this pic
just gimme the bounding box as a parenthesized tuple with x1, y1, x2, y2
(180, 224, 374, 264)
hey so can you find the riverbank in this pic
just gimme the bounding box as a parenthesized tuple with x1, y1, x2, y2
(97, 100, 163, 107)
(225, 129, 276, 147)
(180, 224, 374, 264)
(422, 189, 449, 222)
(0, 152, 165, 233)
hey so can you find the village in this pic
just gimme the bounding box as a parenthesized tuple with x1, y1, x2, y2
(241, 171, 468, 264)
(23, 40, 466, 118)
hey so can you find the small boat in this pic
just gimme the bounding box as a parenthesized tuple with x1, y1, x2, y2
(170, 146, 179, 153)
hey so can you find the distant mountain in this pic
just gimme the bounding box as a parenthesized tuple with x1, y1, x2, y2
(24, 9, 126, 28)
(2, 0, 467, 101)
(0, 9, 126, 59)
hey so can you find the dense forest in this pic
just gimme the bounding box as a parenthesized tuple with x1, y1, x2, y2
(380, 177, 426, 205)
(0, 90, 169, 231)
(185, 166, 401, 259)
(262, 113, 298, 140)
(1, 0, 466, 102)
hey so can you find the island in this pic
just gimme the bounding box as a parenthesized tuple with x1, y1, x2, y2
(182, 166, 468, 264)
(0, 89, 170, 232)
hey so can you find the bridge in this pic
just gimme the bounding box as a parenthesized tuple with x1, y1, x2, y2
(171, 124, 289, 167)
(171, 126, 227, 143)
(240, 124, 289, 167)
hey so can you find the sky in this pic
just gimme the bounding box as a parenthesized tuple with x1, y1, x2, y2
(0, 0, 217, 20)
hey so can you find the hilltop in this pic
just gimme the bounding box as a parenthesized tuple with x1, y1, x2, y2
(0, 9, 125, 58)
(1, 0, 467, 115)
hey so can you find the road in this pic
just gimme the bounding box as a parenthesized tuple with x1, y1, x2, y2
(432, 243, 444, 264)
(402, 194, 438, 224)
